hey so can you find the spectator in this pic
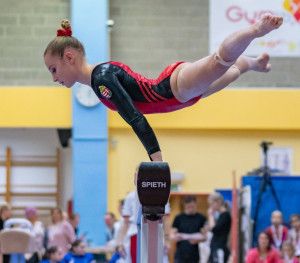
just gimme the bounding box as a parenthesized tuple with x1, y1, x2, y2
(0, 205, 12, 229)
(114, 191, 141, 263)
(101, 202, 125, 262)
(41, 246, 64, 263)
(115, 190, 171, 263)
(170, 195, 206, 263)
(61, 239, 94, 263)
(0, 204, 12, 263)
(246, 232, 281, 263)
(104, 210, 123, 251)
(24, 206, 45, 263)
(289, 214, 300, 253)
(207, 192, 231, 263)
(104, 212, 117, 243)
(265, 210, 288, 250)
(46, 208, 76, 255)
(281, 241, 299, 263)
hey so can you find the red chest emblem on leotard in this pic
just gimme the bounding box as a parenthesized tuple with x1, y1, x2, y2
(99, 85, 112, 99)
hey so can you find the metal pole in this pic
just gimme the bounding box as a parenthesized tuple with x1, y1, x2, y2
(140, 217, 164, 263)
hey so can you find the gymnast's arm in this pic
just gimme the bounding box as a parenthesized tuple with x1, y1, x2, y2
(99, 73, 162, 161)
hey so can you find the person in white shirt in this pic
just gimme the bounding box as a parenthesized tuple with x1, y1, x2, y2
(115, 190, 171, 263)
(24, 206, 46, 262)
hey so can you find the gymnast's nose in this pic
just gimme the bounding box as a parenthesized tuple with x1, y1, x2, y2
(52, 75, 58, 83)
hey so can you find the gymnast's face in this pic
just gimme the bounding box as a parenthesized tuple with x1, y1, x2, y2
(44, 49, 78, 88)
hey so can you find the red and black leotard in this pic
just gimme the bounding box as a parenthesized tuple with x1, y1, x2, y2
(91, 61, 201, 158)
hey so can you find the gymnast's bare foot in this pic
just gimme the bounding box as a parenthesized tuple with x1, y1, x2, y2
(249, 53, 271, 72)
(254, 13, 283, 37)
(235, 53, 271, 73)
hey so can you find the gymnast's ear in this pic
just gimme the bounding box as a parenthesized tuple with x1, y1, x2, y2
(63, 48, 76, 65)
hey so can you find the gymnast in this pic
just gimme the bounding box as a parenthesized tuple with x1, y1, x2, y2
(44, 14, 283, 161)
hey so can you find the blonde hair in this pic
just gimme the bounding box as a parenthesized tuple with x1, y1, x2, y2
(208, 192, 224, 204)
(44, 19, 85, 57)
(282, 241, 295, 254)
(0, 204, 10, 217)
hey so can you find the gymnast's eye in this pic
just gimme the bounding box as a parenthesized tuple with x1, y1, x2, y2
(50, 67, 56, 74)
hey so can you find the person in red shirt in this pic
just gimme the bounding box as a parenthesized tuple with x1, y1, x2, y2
(246, 232, 281, 263)
(265, 210, 289, 250)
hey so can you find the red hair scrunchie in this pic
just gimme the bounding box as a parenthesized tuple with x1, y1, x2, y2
(57, 27, 72, 37)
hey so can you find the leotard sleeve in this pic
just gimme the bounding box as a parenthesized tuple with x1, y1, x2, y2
(93, 67, 161, 157)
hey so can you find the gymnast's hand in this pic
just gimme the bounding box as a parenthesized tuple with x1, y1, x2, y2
(150, 151, 163, 161)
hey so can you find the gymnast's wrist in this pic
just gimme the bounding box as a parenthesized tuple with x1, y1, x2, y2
(150, 151, 163, 162)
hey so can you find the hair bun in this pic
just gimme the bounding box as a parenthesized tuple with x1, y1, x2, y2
(57, 19, 72, 37)
(61, 19, 71, 30)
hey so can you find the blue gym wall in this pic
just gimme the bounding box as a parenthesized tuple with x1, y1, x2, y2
(242, 175, 300, 246)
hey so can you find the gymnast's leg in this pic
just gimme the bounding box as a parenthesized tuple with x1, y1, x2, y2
(170, 13, 283, 102)
(201, 53, 271, 98)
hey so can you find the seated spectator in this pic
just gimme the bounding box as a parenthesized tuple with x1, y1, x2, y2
(0, 205, 12, 229)
(265, 210, 288, 250)
(104, 205, 123, 251)
(24, 206, 45, 263)
(41, 246, 64, 263)
(104, 212, 117, 243)
(61, 240, 94, 263)
(288, 214, 300, 253)
(46, 208, 76, 256)
(246, 232, 281, 263)
(281, 241, 299, 263)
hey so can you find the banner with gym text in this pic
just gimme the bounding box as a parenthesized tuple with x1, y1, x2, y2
(209, 0, 300, 57)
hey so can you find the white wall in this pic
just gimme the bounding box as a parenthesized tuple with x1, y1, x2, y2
(0, 128, 72, 211)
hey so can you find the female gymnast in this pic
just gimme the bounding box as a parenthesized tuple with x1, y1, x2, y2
(44, 14, 283, 162)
